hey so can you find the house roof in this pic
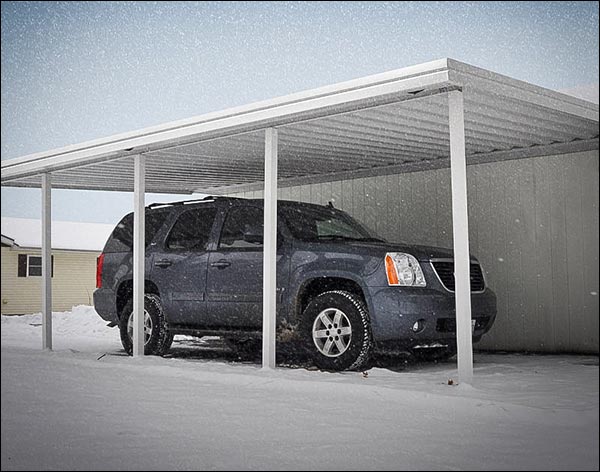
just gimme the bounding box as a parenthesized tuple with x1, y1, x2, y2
(1, 58, 597, 195)
(1, 234, 17, 247)
(0, 217, 114, 251)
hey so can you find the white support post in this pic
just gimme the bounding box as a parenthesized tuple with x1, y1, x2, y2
(132, 155, 146, 357)
(262, 128, 278, 369)
(448, 90, 473, 384)
(41, 173, 52, 350)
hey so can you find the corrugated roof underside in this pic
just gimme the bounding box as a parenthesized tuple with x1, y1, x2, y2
(4, 90, 598, 193)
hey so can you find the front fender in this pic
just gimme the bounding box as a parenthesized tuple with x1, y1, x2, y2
(286, 249, 382, 324)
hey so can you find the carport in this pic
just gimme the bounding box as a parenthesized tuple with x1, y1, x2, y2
(2, 58, 598, 383)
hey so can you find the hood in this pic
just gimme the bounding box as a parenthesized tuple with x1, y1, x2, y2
(296, 238, 470, 262)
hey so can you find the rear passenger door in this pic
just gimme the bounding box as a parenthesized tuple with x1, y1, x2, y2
(151, 206, 218, 326)
(206, 205, 265, 328)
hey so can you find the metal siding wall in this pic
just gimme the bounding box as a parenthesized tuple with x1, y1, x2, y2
(364, 177, 379, 236)
(564, 158, 585, 350)
(231, 149, 598, 353)
(435, 171, 453, 248)
(547, 157, 570, 350)
(492, 162, 521, 350)
(581, 155, 600, 352)
(534, 158, 554, 350)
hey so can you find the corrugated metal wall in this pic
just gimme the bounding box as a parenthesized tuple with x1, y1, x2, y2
(236, 149, 599, 354)
(1, 248, 99, 315)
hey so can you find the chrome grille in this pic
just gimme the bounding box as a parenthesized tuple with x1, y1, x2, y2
(430, 260, 485, 292)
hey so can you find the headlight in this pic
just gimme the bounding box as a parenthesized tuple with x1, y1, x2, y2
(385, 252, 426, 287)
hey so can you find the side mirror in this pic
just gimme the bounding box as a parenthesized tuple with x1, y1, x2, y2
(243, 225, 264, 244)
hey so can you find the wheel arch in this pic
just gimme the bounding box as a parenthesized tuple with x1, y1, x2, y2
(115, 279, 161, 319)
(293, 273, 371, 323)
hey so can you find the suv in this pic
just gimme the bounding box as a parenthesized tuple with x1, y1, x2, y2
(94, 196, 496, 371)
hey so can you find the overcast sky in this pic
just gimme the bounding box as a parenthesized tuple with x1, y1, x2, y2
(1, 1, 598, 224)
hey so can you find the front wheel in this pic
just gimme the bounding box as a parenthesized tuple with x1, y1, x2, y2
(119, 294, 173, 356)
(300, 291, 373, 371)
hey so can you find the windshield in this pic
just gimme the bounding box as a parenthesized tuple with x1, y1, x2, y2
(281, 205, 385, 242)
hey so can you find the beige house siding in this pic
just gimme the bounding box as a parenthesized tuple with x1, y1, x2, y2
(1, 247, 99, 315)
(234, 149, 599, 354)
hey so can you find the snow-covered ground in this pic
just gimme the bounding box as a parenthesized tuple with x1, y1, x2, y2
(1, 306, 598, 471)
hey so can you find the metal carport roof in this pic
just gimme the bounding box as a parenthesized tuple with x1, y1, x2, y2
(2, 58, 597, 193)
(2, 58, 598, 383)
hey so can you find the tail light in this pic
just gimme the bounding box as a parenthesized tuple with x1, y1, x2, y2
(96, 253, 105, 288)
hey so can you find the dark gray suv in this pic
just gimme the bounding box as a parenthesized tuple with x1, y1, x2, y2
(94, 196, 496, 371)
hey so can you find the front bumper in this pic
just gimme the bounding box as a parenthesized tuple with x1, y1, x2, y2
(366, 286, 497, 346)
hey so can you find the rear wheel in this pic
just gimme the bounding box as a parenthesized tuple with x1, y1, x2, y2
(119, 294, 173, 356)
(300, 290, 373, 371)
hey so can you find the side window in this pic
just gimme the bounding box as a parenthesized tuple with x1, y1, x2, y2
(104, 209, 169, 253)
(219, 207, 263, 249)
(165, 207, 218, 251)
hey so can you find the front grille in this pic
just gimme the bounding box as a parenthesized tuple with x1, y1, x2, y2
(431, 261, 485, 292)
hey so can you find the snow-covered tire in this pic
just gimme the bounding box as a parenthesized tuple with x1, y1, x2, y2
(119, 294, 173, 356)
(300, 290, 373, 371)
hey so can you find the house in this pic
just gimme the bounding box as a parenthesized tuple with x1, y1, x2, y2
(1, 218, 114, 315)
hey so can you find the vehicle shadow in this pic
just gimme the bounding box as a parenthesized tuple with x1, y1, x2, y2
(161, 335, 452, 373)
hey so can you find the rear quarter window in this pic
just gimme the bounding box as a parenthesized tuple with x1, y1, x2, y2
(165, 207, 218, 251)
(103, 209, 169, 253)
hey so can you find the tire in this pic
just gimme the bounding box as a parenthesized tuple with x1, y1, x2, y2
(300, 290, 373, 371)
(119, 294, 173, 356)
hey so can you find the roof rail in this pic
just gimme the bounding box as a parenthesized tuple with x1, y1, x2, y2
(146, 195, 242, 209)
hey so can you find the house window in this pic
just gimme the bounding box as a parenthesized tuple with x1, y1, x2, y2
(17, 254, 54, 277)
(27, 256, 42, 276)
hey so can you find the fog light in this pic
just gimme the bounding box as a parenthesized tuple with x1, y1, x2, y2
(412, 319, 426, 333)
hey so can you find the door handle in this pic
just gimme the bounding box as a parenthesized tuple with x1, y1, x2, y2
(210, 259, 231, 269)
(154, 259, 173, 268)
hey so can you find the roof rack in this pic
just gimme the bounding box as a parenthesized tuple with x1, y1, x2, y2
(147, 195, 242, 209)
